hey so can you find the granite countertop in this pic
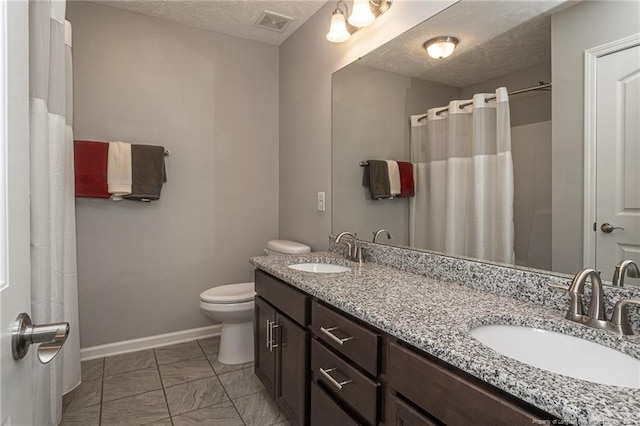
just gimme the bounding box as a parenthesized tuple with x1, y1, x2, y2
(250, 252, 640, 426)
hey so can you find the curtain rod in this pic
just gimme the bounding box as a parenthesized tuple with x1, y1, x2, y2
(417, 81, 552, 122)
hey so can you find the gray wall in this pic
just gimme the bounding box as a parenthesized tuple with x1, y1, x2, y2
(332, 63, 460, 245)
(68, 2, 279, 348)
(278, 1, 455, 250)
(551, 0, 640, 274)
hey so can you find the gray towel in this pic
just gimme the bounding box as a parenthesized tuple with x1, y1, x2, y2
(124, 144, 167, 202)
(366, 160, 391, 200)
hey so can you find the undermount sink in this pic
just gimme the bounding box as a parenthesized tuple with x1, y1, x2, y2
(470, 324, 640, 388)
(287, 263, 351, 273)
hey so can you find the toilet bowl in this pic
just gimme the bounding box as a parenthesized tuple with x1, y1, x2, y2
(199, 240, 311, 365)
(200, 282, 256, 365)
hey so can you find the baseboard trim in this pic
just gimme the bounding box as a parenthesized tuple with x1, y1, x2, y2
(80, 324, 223, 361)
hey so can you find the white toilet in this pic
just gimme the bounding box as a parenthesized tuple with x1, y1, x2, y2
(199, 240, 311, 365)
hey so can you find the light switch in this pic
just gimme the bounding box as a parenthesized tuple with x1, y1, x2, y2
(317, 192, 325, 212)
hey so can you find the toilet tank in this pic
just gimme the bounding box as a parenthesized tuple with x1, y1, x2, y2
(266, 239, 311, 255)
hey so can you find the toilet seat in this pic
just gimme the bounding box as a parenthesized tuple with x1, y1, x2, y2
(200, 282, 255, 304)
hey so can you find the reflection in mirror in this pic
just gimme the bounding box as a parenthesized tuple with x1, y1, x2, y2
(332, 0, 640, 285)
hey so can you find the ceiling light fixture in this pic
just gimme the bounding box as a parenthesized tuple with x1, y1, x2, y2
(423, 36, 459, 59)
(326, 0, 393, 44)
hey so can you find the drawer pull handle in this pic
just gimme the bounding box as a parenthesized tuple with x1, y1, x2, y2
(266, 319, 271, 349)
(320, 326, 354, 345)
(270, 323, 280, 351)
(319, 367, 353, 390)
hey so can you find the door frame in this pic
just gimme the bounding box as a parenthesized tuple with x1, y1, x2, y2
(583, 33, 640, 268)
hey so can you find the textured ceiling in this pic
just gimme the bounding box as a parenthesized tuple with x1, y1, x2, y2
(359, 1, 573, 88)
(94, 0, 327, 45)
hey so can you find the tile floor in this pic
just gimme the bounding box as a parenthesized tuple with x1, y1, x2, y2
(60, 336, 289, 426)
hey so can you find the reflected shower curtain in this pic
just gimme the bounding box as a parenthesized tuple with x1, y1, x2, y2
(410, 88, 515, 264)
(30, 1, 81, 424)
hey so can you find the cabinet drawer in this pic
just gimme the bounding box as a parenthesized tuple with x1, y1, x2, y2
(388, 342, 543, 426)
(255, 269, 308, 326)
(311, 301, 379, 376)
(310, 381, 360, 426)
(311, 339, 379, 425)
(386, 393, 440, 426)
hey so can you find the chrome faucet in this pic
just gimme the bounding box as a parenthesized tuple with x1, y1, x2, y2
(612, 260, 640, 287)
(610, 299, 640, 335)
(566, 268, 606, 328)
(372, 229, 392, 243)
(335, 231, 363, 263)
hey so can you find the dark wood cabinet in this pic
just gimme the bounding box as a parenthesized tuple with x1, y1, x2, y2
(387, 342, 551, 426)
(310, 381, 360, 426)
(275, 313, 308, 426)
(254, 271, 309, 426)
(254, 296, 276, 397)
(254, 269, 557, 426)
(385, 394, 440, 426)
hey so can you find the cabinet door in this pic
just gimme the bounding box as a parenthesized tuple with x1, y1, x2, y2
(275, 313, 308, 426)
(255, 297, 276, 397)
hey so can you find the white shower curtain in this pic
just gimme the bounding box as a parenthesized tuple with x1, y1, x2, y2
(410, 88, 515, 264)
(29, 1, 81, 424)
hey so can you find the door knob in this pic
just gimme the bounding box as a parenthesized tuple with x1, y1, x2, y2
(12, 313, 69, 364)
(601, 223, 625, 233)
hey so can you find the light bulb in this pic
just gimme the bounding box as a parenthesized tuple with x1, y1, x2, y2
(348, 0, 375, 27)
(326, 8, 351, 43)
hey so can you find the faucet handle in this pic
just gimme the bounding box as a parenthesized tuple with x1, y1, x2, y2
(610, 299, 640, 335)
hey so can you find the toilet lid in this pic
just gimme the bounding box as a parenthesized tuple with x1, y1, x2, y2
(200, 282, 255, 304)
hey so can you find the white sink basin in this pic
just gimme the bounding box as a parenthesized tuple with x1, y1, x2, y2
(470, 324, 640, 388)
(287, 263, 351, 273)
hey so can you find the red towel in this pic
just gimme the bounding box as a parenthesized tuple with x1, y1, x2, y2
(397, 161, 415, 197)
(74, 140, 110, 198)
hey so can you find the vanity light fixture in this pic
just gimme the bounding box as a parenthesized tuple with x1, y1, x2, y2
(424, 36, 459, 59)
(326, 0, 393, 44)
(326, 2, 351, 43)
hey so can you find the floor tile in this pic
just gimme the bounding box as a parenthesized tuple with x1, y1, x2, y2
(165, 376, 229, 416)
(154, 341, 205, 365)
(171, 401, 243, 426)
(104, 349, 156, 376)
(233, 390, 286, 426)
(103, 367, 162, 402)
(208, 353, 253, 375)
(62, 378, 102, 413)
(218, 367, 265, 399)
(59, 404, 100, 426)
(158, 357, 214, 387)
(198, 336, 221, 355)
(101, 389, 169, 426)
(81, 358, 104, 381)
(143, 419, 172, 426)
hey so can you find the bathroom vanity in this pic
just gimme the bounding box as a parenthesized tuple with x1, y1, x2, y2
(251, 248, 640, 426)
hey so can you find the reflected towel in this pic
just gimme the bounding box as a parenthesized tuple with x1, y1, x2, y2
(74, 140, 110, 198)
(398, 161, 415, 197)
(107, 141, 132, 200)
(124, 144, 167, 202)
(366, 160, 391, 199)
(386, 160, 401, 196)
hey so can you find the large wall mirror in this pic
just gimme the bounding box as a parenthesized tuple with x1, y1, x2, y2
(332, 0, 640, 285)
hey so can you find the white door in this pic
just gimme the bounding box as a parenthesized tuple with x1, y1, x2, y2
(0, 1, 33, 424)
(595, 44, 640, 284)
